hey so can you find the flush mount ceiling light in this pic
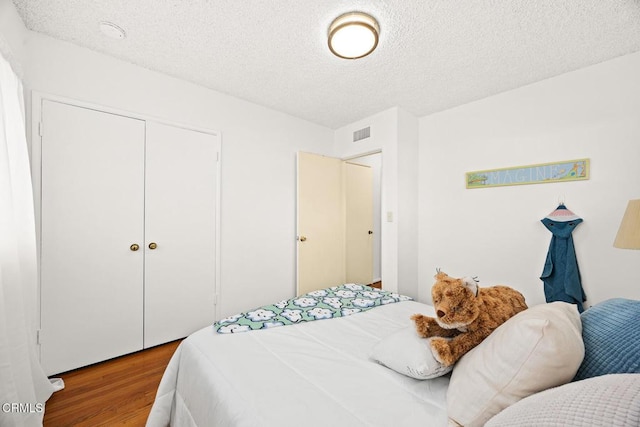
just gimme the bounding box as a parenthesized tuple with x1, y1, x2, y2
(99, 21, 126, 40)
(328, 12, 379, 59)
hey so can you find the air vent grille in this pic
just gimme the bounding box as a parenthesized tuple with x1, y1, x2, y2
(353, 126, 371, 142)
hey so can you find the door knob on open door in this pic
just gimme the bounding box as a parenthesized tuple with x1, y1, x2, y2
(299, 236, 307, 242)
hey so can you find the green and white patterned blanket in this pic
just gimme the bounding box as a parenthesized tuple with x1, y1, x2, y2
(214, 283, 412, 333)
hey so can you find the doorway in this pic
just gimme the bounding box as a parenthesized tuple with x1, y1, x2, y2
(296, 151, 381, 295)
(345, 152, 381, 285)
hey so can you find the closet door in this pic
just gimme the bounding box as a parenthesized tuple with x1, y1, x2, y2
(144, 122, 219, 348)
(40, 100, 145, 375)
(345, 162, 374, 284)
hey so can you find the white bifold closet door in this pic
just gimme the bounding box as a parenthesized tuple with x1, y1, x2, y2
(143, 122, 217, 348)
(40, 100, 219, 375)
(41, 100, 146, 375)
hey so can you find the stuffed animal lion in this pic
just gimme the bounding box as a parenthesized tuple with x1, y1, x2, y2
(411, 271, 527, 366)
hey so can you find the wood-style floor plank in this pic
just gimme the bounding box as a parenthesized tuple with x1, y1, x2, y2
(43, 340, 180, 427)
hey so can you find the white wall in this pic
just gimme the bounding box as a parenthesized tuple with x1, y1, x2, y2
(8, 26, 333, 318)
(418, 52, 640, 308)
(397, 109, 419, 297)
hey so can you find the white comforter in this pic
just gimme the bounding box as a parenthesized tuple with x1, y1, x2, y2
(146, 300, 449, 427)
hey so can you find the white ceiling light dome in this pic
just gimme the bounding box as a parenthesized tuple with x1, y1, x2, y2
(328, 12, 379, 59)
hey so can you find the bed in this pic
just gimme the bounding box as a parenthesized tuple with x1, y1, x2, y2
(146, 285, 640, 427)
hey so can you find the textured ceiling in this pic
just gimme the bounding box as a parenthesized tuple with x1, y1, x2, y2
(11, 0, 640, 129)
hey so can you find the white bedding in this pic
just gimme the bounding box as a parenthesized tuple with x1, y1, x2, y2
(146, 300, 449, 427)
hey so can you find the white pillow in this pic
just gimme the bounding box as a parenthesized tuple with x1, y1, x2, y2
(485, 373, 640, 427)
(447, 302, 584, 427)
(370, 327, 453, 379)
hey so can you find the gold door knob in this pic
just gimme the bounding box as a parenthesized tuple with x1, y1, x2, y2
(130, 243, 140, 251)
(148, 242, 157, 250)
(299, 236, 307, 242)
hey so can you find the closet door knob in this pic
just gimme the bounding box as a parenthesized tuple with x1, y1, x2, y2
(130, 244, 140, 251)
(148, 242, 157, 250)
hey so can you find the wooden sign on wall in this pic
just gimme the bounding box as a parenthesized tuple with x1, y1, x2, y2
(466, 158, 590, 189)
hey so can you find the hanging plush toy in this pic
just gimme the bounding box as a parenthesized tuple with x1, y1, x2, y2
(540, 203, 587, 312)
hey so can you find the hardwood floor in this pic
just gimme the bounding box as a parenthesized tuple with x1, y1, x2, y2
(43, 340, 181, 427)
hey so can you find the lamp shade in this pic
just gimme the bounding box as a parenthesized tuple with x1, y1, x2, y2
(614, 199, 640, 249)
(328, 12, 379, 59)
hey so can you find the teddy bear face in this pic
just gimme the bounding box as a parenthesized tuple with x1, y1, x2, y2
(431, 274, 480, 330)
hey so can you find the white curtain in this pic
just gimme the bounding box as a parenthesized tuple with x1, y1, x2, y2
(0, 53, 61, 426)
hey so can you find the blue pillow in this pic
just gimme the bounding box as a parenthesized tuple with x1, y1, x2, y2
(573, 298, 640, 381)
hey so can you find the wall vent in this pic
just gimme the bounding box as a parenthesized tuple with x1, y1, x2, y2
(353, 126, 371, 142)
